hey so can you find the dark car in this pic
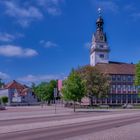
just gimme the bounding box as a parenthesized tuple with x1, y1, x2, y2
(0, 105, 6, 110)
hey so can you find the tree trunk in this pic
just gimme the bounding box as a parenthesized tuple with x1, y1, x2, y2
(74, 101, 76, 112)
(48, 100, 51, 105)
(90, 96, 93, 106)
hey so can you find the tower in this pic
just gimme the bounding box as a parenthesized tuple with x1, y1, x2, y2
(90, 8, 110, 66)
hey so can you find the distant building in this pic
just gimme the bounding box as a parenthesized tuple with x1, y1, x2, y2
(0, 80, 37, 105)
(90, 10, 139, 104)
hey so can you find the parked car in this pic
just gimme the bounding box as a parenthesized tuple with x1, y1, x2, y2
(0, 105, 6, 110)
(122, 104, 133, 109)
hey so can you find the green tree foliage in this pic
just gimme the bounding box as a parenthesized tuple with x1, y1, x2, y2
(77, 65, 110, 105)
(135, 61, 140, 86)
(44, 80, 57, 103)
(34, 82, 48, 101)
(135, 61, 140, 95)
(62, 70, 85, 112)
(1, 96, 8, 105)
(33, 80, 57, 104)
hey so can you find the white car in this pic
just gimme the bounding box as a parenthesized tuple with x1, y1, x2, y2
(122, 104, 133, 109)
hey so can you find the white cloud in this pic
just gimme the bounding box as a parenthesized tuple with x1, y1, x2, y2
(2, 1, 43, 27)
(91, 0, 119, 13)
(0, 0, 65, 27)
(0, 45, 38, 57)
(37, 0, 64, 16)
(0, 72, 10, 80)
(0, 32, 24, 42)
(0, 33, 15, 42)
(47, 7, 61, 16)
(18, 74, 65, 83)
(40, 40, 58, 48)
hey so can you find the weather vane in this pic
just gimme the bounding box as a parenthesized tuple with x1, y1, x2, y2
(98, 8, 102, 16)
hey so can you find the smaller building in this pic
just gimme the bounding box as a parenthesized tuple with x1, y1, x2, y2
(0, 80, 37, 105)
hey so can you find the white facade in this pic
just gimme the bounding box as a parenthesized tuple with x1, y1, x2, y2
(90, 52, 109, 66)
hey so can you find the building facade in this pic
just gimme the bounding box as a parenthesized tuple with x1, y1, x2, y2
(90, 11, 139, 105)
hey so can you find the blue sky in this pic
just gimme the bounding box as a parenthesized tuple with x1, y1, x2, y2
(0, 0, 140, 84)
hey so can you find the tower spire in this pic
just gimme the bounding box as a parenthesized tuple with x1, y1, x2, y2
(98, 8, 102, 17)
(96, 8, 104, 31)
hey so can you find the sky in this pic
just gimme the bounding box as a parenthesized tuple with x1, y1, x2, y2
(0, 0, 140, 84)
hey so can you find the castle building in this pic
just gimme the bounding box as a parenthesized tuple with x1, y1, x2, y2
(90, 10, 139, 105)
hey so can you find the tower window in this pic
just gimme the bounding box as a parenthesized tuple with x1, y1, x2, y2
(100, 36, 103, 40)
(99, 45, 104, 48)
(99, 54, 104, 58)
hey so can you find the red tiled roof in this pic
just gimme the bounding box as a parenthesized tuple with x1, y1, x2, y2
(95, 63, 136, 75)
(5, 80, 25, 89)
(5, 80, 31, 96)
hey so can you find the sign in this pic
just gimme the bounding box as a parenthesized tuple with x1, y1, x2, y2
(58, 80, 62, 91)
(54, 88, 57, 98)
(12, 97, 21, 103)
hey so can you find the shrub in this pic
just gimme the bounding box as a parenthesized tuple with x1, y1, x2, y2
(1, 96, 8, 104)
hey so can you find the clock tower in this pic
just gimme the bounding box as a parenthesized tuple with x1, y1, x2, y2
(90, 9, 110, 66)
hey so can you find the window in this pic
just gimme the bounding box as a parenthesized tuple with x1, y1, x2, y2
(112, 75, 116, 81)
(122, 75, 126, 81)
(111, 85, 116, 93)
(99, 45, 104, 48)
(128, 85, 131, 91)
(117, 85, 121, 89)
(99, 54, 104, 58)
(128, 76, 132, 82)
(117, 75, 121, 81)
(125, 85, 128, 92)
(112, 85, 116, 89)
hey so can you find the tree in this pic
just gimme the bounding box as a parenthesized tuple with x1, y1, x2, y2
(44, 80, 57, 104)
(1, 96, 8, 105)
(135, 61, 140, 86)
(33, 82, 48, 102)
(33, 80, 57, 105)
(62, 69, 85, 112)
(135, 61, 140, 94)
(76, 65, 110, 105)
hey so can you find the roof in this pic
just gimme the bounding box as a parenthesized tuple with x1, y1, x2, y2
(4, 80, 31, 96)
(5, 80, 25, 89)
(95, 63, 136, 75)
